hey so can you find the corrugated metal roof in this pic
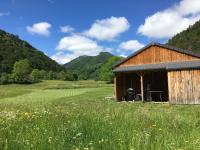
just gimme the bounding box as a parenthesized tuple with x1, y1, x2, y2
(113, 60, 200, 73)
(113, 42, 200, 68)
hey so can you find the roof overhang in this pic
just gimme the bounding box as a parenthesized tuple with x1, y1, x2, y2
(113, 60, 200, 73)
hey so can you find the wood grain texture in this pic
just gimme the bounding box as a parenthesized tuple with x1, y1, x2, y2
(140, 74, 144, 102)
(168, 70, 200, 104)
(115, 74, 123, 101)
(119, 46, 199, 67)
(114, 77, 117, 99)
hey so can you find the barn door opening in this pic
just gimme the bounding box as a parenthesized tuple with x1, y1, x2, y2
(143, 71, 169, 102)
(115, 73, 141, 101)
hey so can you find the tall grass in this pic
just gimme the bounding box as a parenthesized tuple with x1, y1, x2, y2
(0, 81, 200, 150)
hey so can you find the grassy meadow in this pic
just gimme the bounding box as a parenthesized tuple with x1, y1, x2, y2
(0, 80, 200, 150)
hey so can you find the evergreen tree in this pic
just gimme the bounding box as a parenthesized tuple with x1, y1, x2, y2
(167, 20, 200, 53)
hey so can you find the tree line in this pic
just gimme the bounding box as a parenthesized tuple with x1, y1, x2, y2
(0, 59, 78, 85)
(167, 20, 200, 53)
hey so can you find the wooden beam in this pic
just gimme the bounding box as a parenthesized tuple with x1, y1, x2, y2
(114, 76, 117, 100)
(123, 74, 126, 97)
(140, 74, 144, 102)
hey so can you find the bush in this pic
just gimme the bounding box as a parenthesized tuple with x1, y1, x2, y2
(0, 73, 13, 84)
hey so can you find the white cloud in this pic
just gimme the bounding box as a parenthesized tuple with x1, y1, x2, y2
(138, 0, 200, 39)
(56, 35, 102, 55)
(26, 22, 51, 36)
(60, 25, 74, 33)
(104, 47, 113, 53)
(51, 52, 76, 64)
(119, 54, 127, 58)
(0, 12, 10, 17)
(84, 16, 130, 41)
(119, 40, 144, 51)
(47, 0, 54, 3)
(54, 35, 103, 63)
(176, 0, 200, 15)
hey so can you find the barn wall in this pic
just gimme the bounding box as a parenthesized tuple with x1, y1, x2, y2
(119, 46, 199, 67)
(168, 70, 200, 104)
(115, 74, 124, 101)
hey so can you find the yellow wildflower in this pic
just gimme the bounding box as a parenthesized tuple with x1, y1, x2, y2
(24, 112, 32, 118)
(24, 112, 29, 116)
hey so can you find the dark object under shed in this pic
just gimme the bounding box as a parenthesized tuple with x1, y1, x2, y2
(124, 88, 136, 101)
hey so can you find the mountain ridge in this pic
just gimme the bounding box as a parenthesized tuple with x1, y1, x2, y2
(0, 29, 64, 73)
(64, 52, 122, 80)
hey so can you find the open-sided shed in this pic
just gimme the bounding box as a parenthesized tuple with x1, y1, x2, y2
(113, 43, 200, 104)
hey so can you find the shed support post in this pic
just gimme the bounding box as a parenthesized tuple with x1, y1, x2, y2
(140, 74, 144, 102)
(114, 75, 117, 100)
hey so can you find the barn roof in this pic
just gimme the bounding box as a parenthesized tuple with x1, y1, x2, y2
(113, 60, 200, 73)
(113, 42, 200, 68)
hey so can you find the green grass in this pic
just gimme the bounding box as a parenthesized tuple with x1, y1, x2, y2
(0, 80, 200, 150)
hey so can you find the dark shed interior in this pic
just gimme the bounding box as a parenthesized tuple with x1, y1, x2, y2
(115, 71, 169, 102)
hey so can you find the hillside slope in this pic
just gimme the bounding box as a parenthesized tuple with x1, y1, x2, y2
(0, 29, 64, 73)
(167, 20, 200, 53)
(64, 52, 122, 80)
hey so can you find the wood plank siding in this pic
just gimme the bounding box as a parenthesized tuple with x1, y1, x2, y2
(168, 70, 200, 104)
(119, 46, 199, 67)
(115, 74, 123, 101)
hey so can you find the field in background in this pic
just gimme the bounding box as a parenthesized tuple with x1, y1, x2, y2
(0, 80, 200, 150)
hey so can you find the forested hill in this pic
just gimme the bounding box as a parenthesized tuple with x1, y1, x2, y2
(0, 29, 64, 73)
(167, 20, 200, 53)
(64, 52, 122, 80)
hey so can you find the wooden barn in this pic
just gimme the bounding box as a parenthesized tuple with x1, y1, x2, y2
(113, 43, 200, 104)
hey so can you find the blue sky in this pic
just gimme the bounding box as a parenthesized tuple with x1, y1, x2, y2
(0, 0, 200, 64)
